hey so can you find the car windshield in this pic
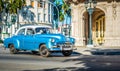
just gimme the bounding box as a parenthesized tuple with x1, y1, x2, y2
(35, 27, 53, 34)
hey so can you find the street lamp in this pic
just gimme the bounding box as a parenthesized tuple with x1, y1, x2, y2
(84, 0, 97, 46)
(45, 1, 59, 30)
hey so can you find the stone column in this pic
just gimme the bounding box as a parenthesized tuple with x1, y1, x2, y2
(104, 3, 117, 46)
(71, 5, 84, 46)
(71, 5, 79, 46)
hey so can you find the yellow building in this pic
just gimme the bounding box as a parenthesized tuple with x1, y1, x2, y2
(68, 0, 120, 47)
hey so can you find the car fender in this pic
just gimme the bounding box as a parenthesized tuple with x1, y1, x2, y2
(13, 39, 21, 49)
(35, 37, 52, 50)
(4, 38, 11, 48)
(4, 38, 20, 49)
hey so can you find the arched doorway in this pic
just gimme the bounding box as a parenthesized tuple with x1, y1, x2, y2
(83, 8, 105, 46)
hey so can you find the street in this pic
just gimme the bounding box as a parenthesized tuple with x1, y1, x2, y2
(1, 46, 120, 71)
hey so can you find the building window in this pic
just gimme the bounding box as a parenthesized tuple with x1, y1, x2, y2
(43, 1, 45, 8)
(38, 0, 43, 8)
(48, 3, 51, 23)
(48, 14, 50, 23)
(44, 14, 46, 22)
(31, 1, 34, 7)
(38, 13, 41, 22)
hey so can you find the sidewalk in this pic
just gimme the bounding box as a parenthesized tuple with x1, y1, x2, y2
(74, 46, 120, 55)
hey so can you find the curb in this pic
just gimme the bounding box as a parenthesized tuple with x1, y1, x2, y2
(74, 47, 120, 55)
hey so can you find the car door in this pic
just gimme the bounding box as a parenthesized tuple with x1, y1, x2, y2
(23, 28, 35, 50)
(16, 28, 25, 49)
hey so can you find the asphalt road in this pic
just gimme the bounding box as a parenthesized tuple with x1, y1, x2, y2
(1, 47, 120, 71)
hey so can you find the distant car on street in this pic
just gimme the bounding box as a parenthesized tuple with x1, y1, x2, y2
(3, 25, 75, 57)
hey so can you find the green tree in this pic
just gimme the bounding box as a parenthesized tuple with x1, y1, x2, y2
(0, 0, 4, 12)
(53, 0, 71, 24)
(53, 0, 71, 29)
(53, 0, 65, 22)
(53, 0, 65, 29)
(62, 0, 71, 24)
(6, 0, 26, 14)
(0, 0, 26, 27)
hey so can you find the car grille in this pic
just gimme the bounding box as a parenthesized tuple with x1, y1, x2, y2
(65, 42, 71, 45)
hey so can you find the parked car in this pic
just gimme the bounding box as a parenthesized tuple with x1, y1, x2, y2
(3, 25, 75, 57)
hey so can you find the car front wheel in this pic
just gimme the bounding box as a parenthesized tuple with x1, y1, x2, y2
(39, 45, 50, 57)
(62, 50, 72, 56)
(9, 44, 18, 54)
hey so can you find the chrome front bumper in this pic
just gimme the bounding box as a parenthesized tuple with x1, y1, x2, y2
(60, 45, 73, 50)
(52, 44, 74, 51)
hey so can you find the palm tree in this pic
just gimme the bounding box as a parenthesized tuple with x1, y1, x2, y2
(66, 8, 71, 24)
(53, 0, 71, 23)
(53, 0, 65, 29)
(54, 0, 66, 21)
(62, 0, 71, 24)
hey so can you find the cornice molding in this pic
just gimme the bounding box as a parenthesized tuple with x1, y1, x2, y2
(64, 0, 120, 5)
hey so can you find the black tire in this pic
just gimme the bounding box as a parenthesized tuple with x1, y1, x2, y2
(39, 45, 50, 57)
(9, 44, 18, 54)
(62, 50, 72, 56)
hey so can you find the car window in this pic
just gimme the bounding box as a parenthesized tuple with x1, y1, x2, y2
(26, 28, 34, 35)
(35, 27, 53, 34)
(17, 28, 25, 35)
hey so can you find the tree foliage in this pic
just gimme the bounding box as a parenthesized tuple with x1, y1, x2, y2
(53, 0, 71, 22)
(62, 0, 71, 17)
(0, 0, 4, 12)
(0, 0, 26, 14)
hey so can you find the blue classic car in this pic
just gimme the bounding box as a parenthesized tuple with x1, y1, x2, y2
(3, 25, 75, 57)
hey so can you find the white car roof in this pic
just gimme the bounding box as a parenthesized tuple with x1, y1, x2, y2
(15, 25, 52, 35)
(20, 25, 52, 29)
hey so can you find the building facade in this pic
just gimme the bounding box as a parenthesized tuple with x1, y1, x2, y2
(1, 0, 54, 40)
(19, 0, 53, 25)
(70, 0, 120, 47)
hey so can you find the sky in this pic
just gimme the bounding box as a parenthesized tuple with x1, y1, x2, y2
(54, 0, 63, 4)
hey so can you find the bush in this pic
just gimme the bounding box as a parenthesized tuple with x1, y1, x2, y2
(0, 39, 3, 43)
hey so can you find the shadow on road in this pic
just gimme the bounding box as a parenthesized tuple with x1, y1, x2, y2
(23, 67, 102, 71)
(23, 55, 120, 71)
(88, 49, 120, 55)
(22, 49, 120, 71)
(23, 67, 120, 71)
(14, 51, 81, 57)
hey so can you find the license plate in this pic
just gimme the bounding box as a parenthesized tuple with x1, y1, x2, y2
(62, 46, 72, 50)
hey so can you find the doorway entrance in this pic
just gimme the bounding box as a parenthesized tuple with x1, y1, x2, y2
(83, 8, 105, 46)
